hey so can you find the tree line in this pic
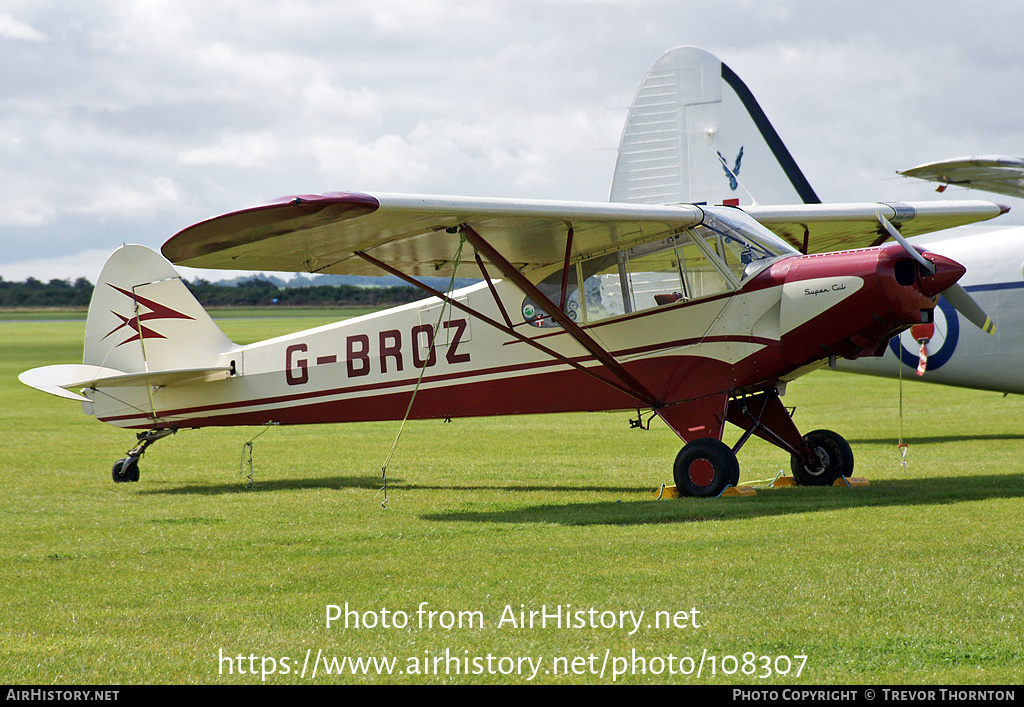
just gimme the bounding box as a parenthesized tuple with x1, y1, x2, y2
(0, 276, 423, 308)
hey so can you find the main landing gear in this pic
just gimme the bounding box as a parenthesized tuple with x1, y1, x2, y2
(662, 388, 854, 497)
(673, 438, 740, 498)
(111, 428, 176, 483)
(789, 429, 854, 486)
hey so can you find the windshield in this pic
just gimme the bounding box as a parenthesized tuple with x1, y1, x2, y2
(695, 206, 797, 281)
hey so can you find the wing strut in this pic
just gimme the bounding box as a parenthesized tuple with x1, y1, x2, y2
(474, 253, 515, 329)
(559, 227, 574, 311)
(459, 224, 663, 408)
(354, 250, 647, 404)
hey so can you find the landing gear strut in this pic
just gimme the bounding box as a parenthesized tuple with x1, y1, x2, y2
(659, 387, 855, 497)
(111, 428, 176, 483)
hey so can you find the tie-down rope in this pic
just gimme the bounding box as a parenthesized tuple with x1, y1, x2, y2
(379, 232, 467, 508)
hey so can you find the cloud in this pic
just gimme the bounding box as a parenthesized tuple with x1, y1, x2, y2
(0, 14, 46, 42)
(0, 249, 111, 283)
(73, 176, 182, 219)
(178, 132, 282, 168)
(0, 194, 57, 228)
(4, 1, 1024, 283)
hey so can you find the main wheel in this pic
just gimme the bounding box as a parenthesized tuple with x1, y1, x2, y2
(673, 438, 740, 497)
(790, 429, 854, 486)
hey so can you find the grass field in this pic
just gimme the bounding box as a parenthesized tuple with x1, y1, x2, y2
(1, 311, 1021, 684)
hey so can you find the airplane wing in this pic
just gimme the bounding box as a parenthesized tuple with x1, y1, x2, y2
(162, 193, 706, 278)
(899, 156, 1024, 200)
(744, 200, 1008, 254)
(162, 193, 1005, 274)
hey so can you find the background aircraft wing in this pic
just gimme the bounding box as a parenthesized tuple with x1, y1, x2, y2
(899, 156, 1024, 200)
(744, 200, 1007, 254)
(162, 192, 706, 277)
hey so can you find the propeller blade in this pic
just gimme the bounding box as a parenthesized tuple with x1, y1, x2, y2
(877, 212, 935, 274)
(876, 212, 995, 335)
(943, 283, 996, 335)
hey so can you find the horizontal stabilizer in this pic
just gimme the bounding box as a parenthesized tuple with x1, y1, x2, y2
(19, 363, 233, 401)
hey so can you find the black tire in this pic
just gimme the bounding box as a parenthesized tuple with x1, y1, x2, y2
(112, 458, 129, 483)
(124, 456, 140, 482)
(112, 457, 141, 483)
(673, 438, 740, 498)
(790, 429, 854, 486)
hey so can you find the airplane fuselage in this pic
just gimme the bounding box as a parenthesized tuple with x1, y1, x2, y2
(84, 242, 956, 437)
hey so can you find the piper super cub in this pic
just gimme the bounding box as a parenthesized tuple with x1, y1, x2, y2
(20, 192, 1004, 495)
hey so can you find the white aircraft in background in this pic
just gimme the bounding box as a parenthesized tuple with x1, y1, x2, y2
(612, 46, 1024, 395)
(900, 156, 1024, 202)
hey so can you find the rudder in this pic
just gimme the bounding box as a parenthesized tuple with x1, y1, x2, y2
(84, 244, 236, 373)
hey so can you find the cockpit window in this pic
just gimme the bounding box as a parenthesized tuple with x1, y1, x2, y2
(620, 232, 731, 312)
(522, 207, 794, 327)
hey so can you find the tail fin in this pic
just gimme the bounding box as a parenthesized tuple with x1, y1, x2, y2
(21, 245, 236, 408)
(84, 244, 235, 372)
(610, 46, 820, 207)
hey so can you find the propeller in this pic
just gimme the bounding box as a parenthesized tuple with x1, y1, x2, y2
(877, 213, 996, 335)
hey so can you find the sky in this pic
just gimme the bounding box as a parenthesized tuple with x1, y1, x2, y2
(2, 0, 1023, 283)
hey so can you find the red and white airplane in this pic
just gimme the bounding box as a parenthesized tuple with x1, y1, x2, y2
(19, 55, 1008, 496)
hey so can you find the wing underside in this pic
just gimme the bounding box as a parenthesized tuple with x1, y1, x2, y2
(162, 193, 706, 278)
(746, 200, 1008, 254)
(161, 192, 1006, 275)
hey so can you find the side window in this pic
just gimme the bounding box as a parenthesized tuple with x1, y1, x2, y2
(624, 236, 731, 309)
(579, 232, 735, 323)
(522, 229, 740, 328)
(581, 253, 629, 322)
(522, 254, 628, 327)
(522, 266, 583, 328)
(621, 249, 684, 310)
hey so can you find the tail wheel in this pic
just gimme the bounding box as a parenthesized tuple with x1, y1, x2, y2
(790, 429, 854, 486)
(673, 438, 740, 498)
(125, 456, 140, 482)
(111, 457, 140, 483)
(112, 458, 129, 483)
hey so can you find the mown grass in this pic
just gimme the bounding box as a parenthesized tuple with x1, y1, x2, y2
(0, 314, 1020, 684)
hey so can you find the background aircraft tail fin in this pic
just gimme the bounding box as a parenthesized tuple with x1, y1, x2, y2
(84, 245, 236, 374)
(609, 46, 820, 207)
